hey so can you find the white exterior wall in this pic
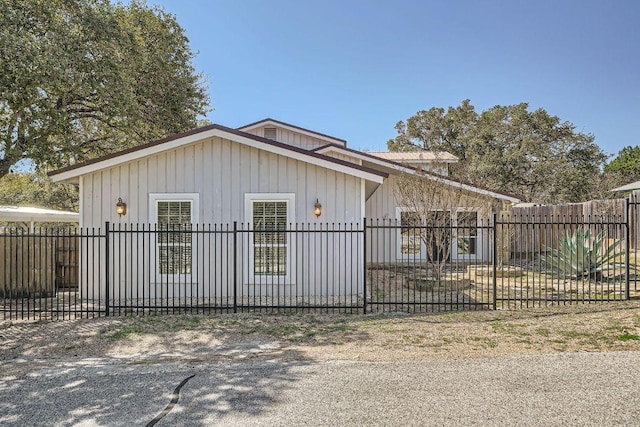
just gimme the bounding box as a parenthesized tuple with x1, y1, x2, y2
(421, 163, 450, 176)
(365, 175, 493, 263)
(243, 125, 339, 150)
(81, 137, 364, 226)
(324, 152, 362, 165)
(79, 136, 365, 302)
(390, 162, 449, 176)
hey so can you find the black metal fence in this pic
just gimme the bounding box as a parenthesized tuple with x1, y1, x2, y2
(0, 207, 637, 320)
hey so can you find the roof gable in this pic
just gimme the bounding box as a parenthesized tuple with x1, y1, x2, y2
(48, 125, 386, 184)
(238, 118, 347, 146)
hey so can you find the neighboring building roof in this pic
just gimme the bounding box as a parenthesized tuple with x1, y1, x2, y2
(48, 124, 387, 185)
(237, 118, 347, 146)
(313, 144, 521, 203)
(0, 206, 79, 223)
(513, 202, 542, 208)
(366, 151, 458, 163)
(611, 180, 640, 192)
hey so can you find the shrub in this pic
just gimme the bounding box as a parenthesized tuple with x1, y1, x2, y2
(541, 227, 624, 281)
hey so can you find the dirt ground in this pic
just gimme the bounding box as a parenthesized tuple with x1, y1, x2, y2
(2, 301, 640, 378)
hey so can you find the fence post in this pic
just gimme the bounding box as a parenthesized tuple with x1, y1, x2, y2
(363, 218, 367, 315)
(492, 213, 498, 310)
(104, 221, 110, 317)
(233, 221, 238, 314)
(626, 198, 631, 300)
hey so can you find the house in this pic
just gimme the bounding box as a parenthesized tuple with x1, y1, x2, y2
(49, 119, 519, 301)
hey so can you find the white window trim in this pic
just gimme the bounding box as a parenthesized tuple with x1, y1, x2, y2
(149, 193, 199, 283)
(396, 207, 427, 260)
(453, 207, 481, 260)
(396, 207, 481, 261)
(245, 193, 296, 285)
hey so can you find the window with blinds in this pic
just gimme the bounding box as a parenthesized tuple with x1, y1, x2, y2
(157, 201, 192, 274)
(252, 201, 287, 275)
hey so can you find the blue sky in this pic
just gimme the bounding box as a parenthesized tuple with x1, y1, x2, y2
(152, 0, 640, 157)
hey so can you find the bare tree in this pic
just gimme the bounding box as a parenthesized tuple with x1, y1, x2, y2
(394, 165, 491, 280)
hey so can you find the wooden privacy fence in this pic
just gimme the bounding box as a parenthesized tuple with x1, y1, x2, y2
(506, 198, 633, 255)
(56, 235, 79, 290)
(0, 233, 79, 298)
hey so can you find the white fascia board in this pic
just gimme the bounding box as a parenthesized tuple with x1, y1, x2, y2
(50, 128, 222, 183)
(239, 120, 346, 146)
(422, 174, 521, 203)
(51, 128, 384, 185)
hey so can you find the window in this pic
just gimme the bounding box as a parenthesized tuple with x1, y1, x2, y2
(396, 208, 452, 261)
(264, 127, 277, 140)
(150, 193, 199, 279)
(158, 201, 192, 274)
(400, 211, 422, 256)
(253, 201, 287, 275)
(245, 193, 295, 282)
(457, 211, 477, 255)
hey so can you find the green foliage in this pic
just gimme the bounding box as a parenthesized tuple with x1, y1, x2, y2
(541, 227, 624, 281)
(604, 146, 640, 184)
(617, 333, 640, 341)
(387, 99, 476, 160)
(0, 171, 78, 211)
(388, 101, 607, 203)
(0, 0, 210, 178)
(99, 325, 143, 340)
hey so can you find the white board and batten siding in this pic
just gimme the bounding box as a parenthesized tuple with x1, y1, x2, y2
(79, 136, 366, 300)
(324, 151, 363, 165)
(242, 126, 335, 151)
(81, 136, 364, 226)
(365, 175, 492, 263)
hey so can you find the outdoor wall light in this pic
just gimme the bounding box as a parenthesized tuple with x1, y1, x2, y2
(116, 198, 127, 216)
(314, 198, 322, 217)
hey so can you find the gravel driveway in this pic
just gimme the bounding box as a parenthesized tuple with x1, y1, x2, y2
(2, 351, 640, 426)
(2, 302, 640, 425)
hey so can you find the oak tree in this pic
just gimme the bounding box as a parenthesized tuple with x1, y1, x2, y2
(389, 101, 607, 203)
(604, 146, 640, 184)
(0, 0, 210, 179)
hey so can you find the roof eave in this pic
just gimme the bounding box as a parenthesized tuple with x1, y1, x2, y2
(49, 126, 386, 184)
(314, 145, 520, 202)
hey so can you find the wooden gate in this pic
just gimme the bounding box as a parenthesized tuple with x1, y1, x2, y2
(55, 236, 79, 290)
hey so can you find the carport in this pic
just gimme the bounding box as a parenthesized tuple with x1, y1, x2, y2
(0, 206, 79, 232)
(0, 206, 80, 298)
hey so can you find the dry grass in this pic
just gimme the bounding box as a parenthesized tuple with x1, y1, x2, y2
(2, 301, 640, 374)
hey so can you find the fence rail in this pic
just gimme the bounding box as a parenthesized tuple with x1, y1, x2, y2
(2, 201, 640, 320)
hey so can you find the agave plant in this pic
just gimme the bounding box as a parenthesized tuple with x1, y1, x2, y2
(541, 227, 624, 281)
